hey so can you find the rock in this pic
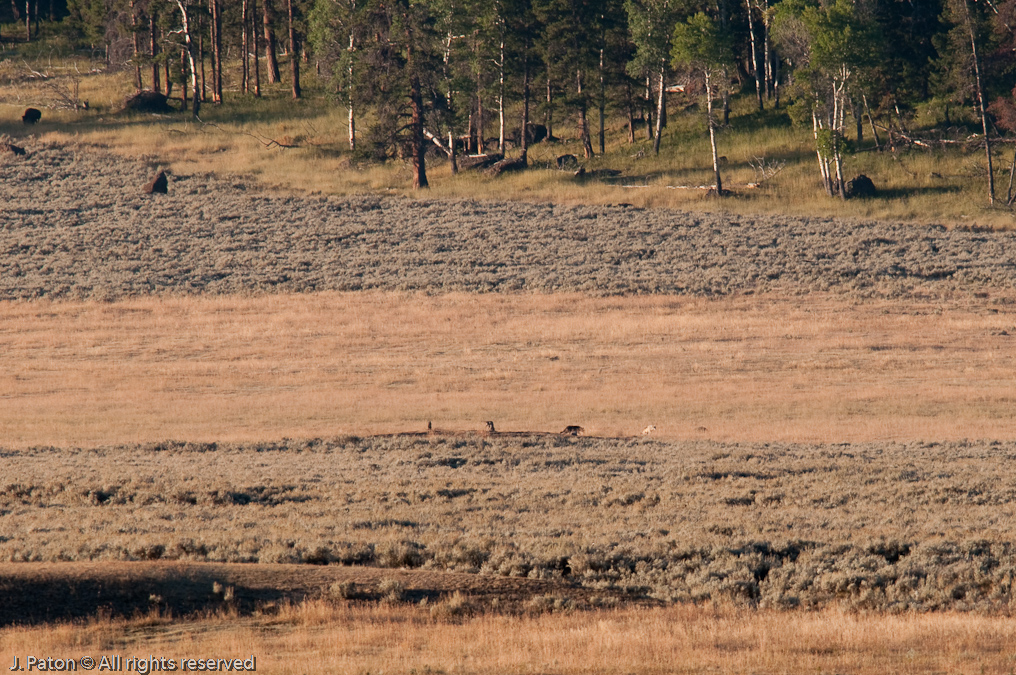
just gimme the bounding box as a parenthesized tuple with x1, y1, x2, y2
(557, 154, 579, 170)
(122, 91, 175, 114)
(22, 108, 41, 125)
(144, 170, 168, 194)
(0, 142, 26, 156)
(526, 123, 547, 144)
(847, 174, 877, 199)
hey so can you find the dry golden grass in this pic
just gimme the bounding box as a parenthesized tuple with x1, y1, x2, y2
(0, 291, 1014, 447)
(5, 602, 1016, 674)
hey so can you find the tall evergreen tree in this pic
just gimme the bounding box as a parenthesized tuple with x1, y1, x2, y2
(535, 0, 600, 157)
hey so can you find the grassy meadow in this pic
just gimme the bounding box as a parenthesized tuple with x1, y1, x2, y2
(0, 292, 1014, 447)
(1, 50, 1014, 227)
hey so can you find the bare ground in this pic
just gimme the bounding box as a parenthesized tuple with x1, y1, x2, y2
(2, 142, 1015, 300)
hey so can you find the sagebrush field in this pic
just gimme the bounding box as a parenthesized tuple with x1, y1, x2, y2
(4, 139, 1016, 673)
(6, 434, 1016, 615)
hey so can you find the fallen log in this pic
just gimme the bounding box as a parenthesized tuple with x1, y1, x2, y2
(486, 156, 527, 177)
(458, 153, 503, 171)
(423, 128, 452, 157)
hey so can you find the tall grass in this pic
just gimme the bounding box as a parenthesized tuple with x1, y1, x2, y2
(4, 602, 1016, 674)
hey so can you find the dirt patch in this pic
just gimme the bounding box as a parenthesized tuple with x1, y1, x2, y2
(1, 142, 1015, 300)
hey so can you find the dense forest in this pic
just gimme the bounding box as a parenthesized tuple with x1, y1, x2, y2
(6, 0, 1016, 202)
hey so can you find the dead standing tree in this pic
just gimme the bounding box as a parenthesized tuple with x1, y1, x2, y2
(172, 0, 202, 116)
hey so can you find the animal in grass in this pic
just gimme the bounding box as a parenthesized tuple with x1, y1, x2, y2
(22, 108, 41, 125)
(642, 425, 656, 436)
(427, 421, 432, 431)
(485, 421, 496, 433)
(561, 425, 584, 436)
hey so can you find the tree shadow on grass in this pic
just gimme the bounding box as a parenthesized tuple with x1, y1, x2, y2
(868, 185, 963, 200)
(0, 566, 275, 626)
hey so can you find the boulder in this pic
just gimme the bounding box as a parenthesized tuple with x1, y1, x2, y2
(526, 123, 547, 144)
(847, 174, 877, 199)
(122, 91, 175, 114)
(22, 108, 41, 125)
(556, 154, 579, 170)
(144, 169, 168, 194)
(0, 142, 26, 156)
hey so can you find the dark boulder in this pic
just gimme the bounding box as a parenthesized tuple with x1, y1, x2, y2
(122, 91, 175, 114)
(847, 174, 877, 199)
(556, 154, 579, 170)
(526, 123, 547, 144)
(1, 142, 26, 156)
(22, 108, 41, 125)
(144, 169, 168, 194)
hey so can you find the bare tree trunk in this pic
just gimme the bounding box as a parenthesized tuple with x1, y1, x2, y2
(746, 0, 763, 111)
(705, 70, 722, 194)
(773, 52, 780, 109)
(653, 67, 664, 155)
(252, 0, 261, 97)
(181, 49, 188, 107)
(645, 75, 654, 140)
(131, 0, 142, 91)
(198, 17, 206, 101)
(625, 79, 636, 144)
(963, 0, 994, 205)
(1007, 143, 1016, 205)
(521, 48, 530, 165)
(545, 75, 553, 141)
(450, 131, 458, 173)
(862, 93, 880, 148)
(164, 26, 172, 99)
(173, 0, 201, 117)
(854, 99, 862, 145)
(348, 34, 355, 151)
(577, 69, 593, 158)
(264, 0, 280, 83)
(288, 0, 301, 98)
(150, 14, 160, 93)
(813, 111, 833, 196)
(498, 36, 505, 152)
(763, 0, 772, 99)
(242, 0, 250, 93)
(24, 0, 30, 42)
(598, 46, 605, 154)
(477, 83, 484, 152)
(210, 0, 222, 103)
(410, 79, 427, 188)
